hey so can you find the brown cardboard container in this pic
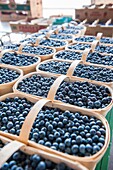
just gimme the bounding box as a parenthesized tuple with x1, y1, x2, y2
(83, 19, 113, 37)
(75, 4, 113, 23)
(0, 11, 29, 22)
(85, 25, 113, 37)
(91, 0, 113, 5)
(10, 18, 50, 33)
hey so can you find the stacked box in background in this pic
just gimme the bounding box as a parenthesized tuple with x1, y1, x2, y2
(0, 0, 42, 21)
(75, 4, 113, 22)
(91, 0, 113, 5)
(75, 4, 113, 37)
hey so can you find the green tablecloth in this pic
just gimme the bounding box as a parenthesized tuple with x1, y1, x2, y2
(96, 107, 113, 170)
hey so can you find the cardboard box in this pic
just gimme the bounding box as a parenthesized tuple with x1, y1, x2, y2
(85, 25, 113, 37)
(84, 19, 113, 37)
(0, 11, 29, 21)
(10, 18, 51, 33)
(75, 4, 113, 22)
(91, 0, 113, 5)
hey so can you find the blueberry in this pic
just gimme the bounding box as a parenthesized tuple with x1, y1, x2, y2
(16, 167, 23, 170)
(9, 160, 16, 167)
(86, 144, 92, 153)
(7, 122, 13, 129)
(99, 137, 105, 144)
(59, 143, 65, 150)
(93, 145, 100, 154)
(64, 138, 71, 147)
(47, 124, 53, 131)
(36, 161, 46, 170)
(1, 162, 9, 170)
(10, 165, 17, 170)
(56, 163, 67, 170)
(72, 144, 79, 154)
(76, 136, 82, 144)
(90, 129, 96, 136)
(92, 135, 99, 142)
(13, 152, 20, 160)
(79, 144, 86, 154)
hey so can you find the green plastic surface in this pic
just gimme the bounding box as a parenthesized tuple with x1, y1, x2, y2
(0, 4, 30, 11)
(53, 17, 72, 25)
(96, 107, 113, 170)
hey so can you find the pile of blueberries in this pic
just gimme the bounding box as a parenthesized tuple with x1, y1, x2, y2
(0, 97, 33, 135)
(55, 81, 111, 109)
(86, 52, 113, 66)
(95, 45, 113, 54)
(0, 67, 20, 84)
(74, 36, 96, 43)
(17, 74, 112, 109)
(65, 26, 84, 30)
(17, 75, 55, 97)
(3, 44, 20, 51)
(39, 29, 51, 34)
(20, 37, 37, 44)
(100, 37, 113, 44)
(39, 39, 66, 47)
(67, 43, 91, 51)
(58, 29, 79, 35)
(50, 34, 72, 40)
(22, 46, 54, 55)
(31, 33, 45, 37)
(39, 61, 71, 74)
(55, 50, 83, 61)
(0, 97, 106, 157)
(0, 141, 73, 170)
(38, 61, 113, 83)
(48, 25, 59, 30)
(73, 64, 113, 82)
(0, 52, 39, 66)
